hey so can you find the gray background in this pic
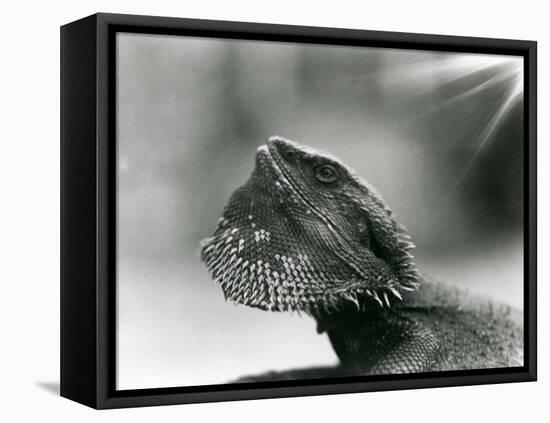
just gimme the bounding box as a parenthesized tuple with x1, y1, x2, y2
(116, 33, 524, 389)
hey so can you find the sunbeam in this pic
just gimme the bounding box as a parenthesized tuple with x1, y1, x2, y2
(374, 52, 522, 96)
(450, 64, 523, 193)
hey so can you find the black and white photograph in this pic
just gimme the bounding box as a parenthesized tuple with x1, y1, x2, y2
(115, 31, 526, 390)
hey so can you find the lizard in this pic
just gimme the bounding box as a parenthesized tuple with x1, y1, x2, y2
(200, 136, 523, 381)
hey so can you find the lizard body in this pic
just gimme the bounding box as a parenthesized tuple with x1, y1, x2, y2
(200, 137, 523, 380)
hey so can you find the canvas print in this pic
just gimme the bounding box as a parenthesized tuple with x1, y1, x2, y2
(116, 32, 524, 390)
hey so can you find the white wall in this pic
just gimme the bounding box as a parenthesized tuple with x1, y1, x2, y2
(2, 0, 546, 421)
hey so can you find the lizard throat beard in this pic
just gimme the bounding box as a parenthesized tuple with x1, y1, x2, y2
(201, 144, 329, 313)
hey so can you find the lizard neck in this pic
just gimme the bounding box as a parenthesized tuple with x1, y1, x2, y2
(314, 305, 412, 370)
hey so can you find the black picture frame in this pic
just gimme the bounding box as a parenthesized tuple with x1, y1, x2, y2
(60, 12, 537, 409)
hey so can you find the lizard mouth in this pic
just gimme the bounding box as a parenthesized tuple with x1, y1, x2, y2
(254, 143, 288, 182)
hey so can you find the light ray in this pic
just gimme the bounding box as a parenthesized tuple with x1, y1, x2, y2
(410, 69, 518, 122)
(451, 70, 523, 191)
(375, 54, 522, 96)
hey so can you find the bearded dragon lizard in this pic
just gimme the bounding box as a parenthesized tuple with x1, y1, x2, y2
(200, 136, 523, 380)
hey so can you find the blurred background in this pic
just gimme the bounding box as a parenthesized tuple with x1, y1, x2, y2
(116, 33, 523, 389)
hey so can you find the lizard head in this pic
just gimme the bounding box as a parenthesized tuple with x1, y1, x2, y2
(201, 136, 420, 313)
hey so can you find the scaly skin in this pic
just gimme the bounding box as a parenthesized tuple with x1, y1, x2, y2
(201, 137, 523, 380)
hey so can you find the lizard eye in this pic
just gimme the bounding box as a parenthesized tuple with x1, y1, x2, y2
(283, 150, 296, 161)
(314, 164, 339, 184)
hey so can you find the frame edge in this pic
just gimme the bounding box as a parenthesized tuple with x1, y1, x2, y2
(60, 13, 100, 409)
